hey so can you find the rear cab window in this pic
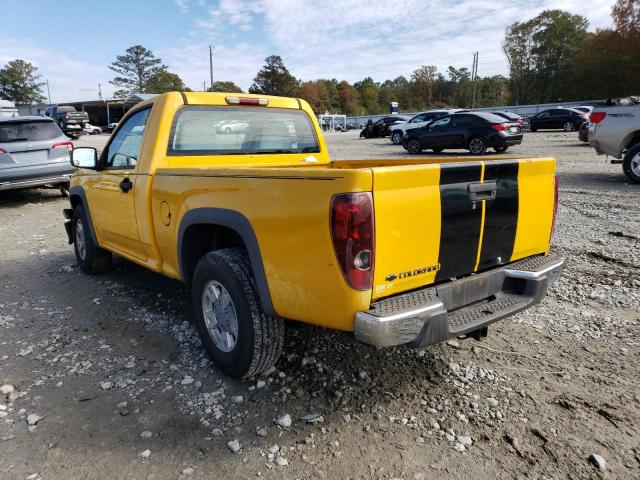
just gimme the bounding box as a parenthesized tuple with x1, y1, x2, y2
(0, 120, 62, 142)
(168, 106, 320, 155)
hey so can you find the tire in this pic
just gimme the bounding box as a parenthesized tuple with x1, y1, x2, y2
(406, 139, 423, 154)
(72, 205, 112, 273)
(391, 131, 403, 145)
(622, 143, 640, 184)
(494, 146, 508, 153)
(563, 121, 575, 132)
(192, 248, 284, 378)
(469, 137, 487, 155)
(432, 148, 443, 153)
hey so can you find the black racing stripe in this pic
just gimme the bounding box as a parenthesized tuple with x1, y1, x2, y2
(477, 161, 519, 271)
(435, 163, 483, 282)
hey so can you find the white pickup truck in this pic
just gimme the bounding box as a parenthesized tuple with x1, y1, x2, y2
(589, 97, 640, 183)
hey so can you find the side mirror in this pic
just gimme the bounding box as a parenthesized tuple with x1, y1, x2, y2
(71, 147, 98, 169)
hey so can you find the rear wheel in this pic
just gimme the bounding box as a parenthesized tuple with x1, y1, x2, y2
(469, 137, 487, 155)
(494, 146, 508, 153)
(622, 144, 640, 184)
(563, 121, 576, 132)
(192, 248, 284, 378)
(406, 139, 423, 154)
(391, 131, 403, 145)
(72, 205, 112, 273)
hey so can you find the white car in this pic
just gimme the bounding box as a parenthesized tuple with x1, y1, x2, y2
(217, 120, 249, 134)
(388, 109, 461, 145)
(83, 124, 102, 135)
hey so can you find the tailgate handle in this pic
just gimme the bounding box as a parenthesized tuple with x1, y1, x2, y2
(468, 181, 497, 202)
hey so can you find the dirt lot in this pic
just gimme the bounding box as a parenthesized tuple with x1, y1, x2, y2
(1, 131, 638, 480)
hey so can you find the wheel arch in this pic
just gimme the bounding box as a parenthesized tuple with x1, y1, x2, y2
(177, 208, 275, 316)
(622, 130, 640, 152)
(69, 186, 98, 244)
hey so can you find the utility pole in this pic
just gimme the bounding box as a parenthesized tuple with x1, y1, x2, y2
(98, 83, 103, 100)
(46, 79, 52, 104)
(471, 52, 478, 109)
(209, 45, 214, 92)
(203, 81, 206, 92)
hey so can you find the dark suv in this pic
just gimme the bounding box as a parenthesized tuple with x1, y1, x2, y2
(528, 108, 588, 132)
(402, 112, 522, 155)
(360, 115, 410, 138)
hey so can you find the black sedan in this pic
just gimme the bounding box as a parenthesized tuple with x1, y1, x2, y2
(402, 112, 522, 155)
(528, 108, 589, 132)
(360, 115, 410, 138)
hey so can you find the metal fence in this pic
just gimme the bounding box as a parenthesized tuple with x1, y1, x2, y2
(346, 99, 603, 125)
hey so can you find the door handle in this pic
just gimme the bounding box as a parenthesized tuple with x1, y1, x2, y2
(120, 178, 133, 193)
(468, 181, 497, 202)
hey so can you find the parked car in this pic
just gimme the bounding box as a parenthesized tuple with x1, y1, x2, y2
(403, 112, 523, 155)
(388, 110, 457, 145)
(360, 115, 410, 138)
(83, 123, 102, 135)
(589, 102, 640, 183)
(45, 106, 89, 139)
(216, 120, 249, 133)
(492, 111, 526, 129)
(578, 122, 589, 143)
(0, 116, 75, 195)
(528, 108, 589, 132)
(63, 91, 562, 378)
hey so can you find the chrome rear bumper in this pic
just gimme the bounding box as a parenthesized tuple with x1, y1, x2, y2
(0, 174, 73, 191)
(355, 254, 564, 348)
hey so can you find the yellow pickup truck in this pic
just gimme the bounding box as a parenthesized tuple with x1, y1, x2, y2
(64, 92, 563, 378)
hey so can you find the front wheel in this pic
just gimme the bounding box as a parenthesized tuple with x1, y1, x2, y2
(623, 144, 640, 184)
(391, 131, 403, 145)
(563, 121, 576, 132)
(192, 248, 284, 378)
(406, 139, 423, 154)
(72, 205, 112, 273)
(494, 146, 508, 153)
(469, 137, 487, 155)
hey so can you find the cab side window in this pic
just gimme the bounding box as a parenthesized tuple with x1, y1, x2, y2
(431, 116, 451, 128)
(104, 108, 151, 169)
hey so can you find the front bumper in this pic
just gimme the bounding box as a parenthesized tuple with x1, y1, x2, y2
(355, 254, 563, 348)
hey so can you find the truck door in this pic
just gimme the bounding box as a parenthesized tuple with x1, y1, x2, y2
(87, 107, 150, 261)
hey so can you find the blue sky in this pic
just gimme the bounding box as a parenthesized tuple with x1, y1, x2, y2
(0, 0, 616, 103)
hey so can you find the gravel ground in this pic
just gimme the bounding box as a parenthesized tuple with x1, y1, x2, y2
(0, 130, 638, 480)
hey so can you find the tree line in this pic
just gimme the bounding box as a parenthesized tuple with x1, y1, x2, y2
(1, 0, 637, 113)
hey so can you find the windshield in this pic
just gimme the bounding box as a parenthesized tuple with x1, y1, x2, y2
(0, 120, 62, 142)
(169, 106, 320, 155)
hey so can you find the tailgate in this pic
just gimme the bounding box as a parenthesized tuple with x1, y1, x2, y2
(371, 158, 556, 299)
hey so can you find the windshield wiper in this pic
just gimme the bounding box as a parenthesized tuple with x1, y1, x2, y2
(3, 137, 30, 142)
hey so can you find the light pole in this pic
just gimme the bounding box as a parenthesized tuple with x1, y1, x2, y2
(209, 45, 214, 92)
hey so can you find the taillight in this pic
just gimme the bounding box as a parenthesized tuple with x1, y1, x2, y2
(550, 174, 559, 242)
(0, 147, 7, 154)
(491, 123, 508, 131)
(589, 112, 606, 124)
(52, 141, 74, 152)
(330, 192, 375, 290)
(225, 96, 269, 106)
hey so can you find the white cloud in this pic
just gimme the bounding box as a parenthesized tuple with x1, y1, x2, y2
(175, 0, 189, 13)
(0, 38, 115, 103)
(257, 0, 616, 83)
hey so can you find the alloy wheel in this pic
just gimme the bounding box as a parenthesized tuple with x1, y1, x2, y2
(201, 280, 239, 352)
(75, 218, 86, 260)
